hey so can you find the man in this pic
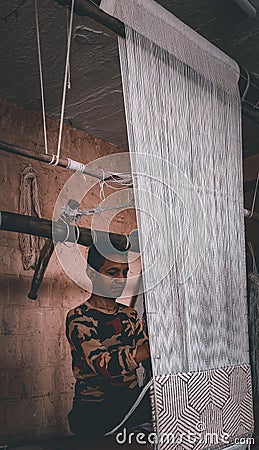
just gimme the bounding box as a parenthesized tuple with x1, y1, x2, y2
(66, 244, 151, 437)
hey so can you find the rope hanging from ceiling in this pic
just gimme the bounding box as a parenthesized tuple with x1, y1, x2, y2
(34, 0, 48, 155)
(55, 0, 75, 165)
(34, 0, 75, 162)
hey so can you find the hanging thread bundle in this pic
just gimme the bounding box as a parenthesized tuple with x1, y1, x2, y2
(19, 166, 43, 270)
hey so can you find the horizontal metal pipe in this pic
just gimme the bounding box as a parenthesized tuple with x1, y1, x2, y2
(0, 139, 256, 192)
(0, 211, 140, 251)
(0, 141, 132, 184)
(54, 0, 125, 36)
(233, 0, 257, 17)
(244, 178, 259, 193)
(0, 140, 101, 180)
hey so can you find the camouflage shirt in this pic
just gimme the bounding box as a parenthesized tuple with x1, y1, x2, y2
(66, 299, 149, 403)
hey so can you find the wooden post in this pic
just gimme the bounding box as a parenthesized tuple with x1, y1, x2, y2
(28, 239, 55, 300)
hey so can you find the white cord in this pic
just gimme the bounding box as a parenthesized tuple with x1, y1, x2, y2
(250, 172, 259, 217)
(241, 68, 250, 102)
(66, 7, 72, 90)
(105, 171, 133, 187)
(55, 0, 75, 166)
(63, 224, 80, 247)
(248, 241, 258, 274)
(99, 169, 106, 200)
(34, 0, 48, 155)
(125, 234, 131, 250)
(91, 229, 98, 246)
(105, 379, 154, 436)
(48, 154, 57, 165)
(59, 218, 70, 243)
(61, 200, 134, 225)
(99, 170, 133, 200)
(81, 199, 134, 217)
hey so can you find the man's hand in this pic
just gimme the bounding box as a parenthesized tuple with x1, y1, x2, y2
(135, 342, 150, 364)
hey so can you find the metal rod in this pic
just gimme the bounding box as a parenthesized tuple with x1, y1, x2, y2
(233, 0, 256, 17)
(0, 140, 103, 180)
(54, 0, 125, 37)
(244, 178, 259, 193)
(53, 1, 259, 117)
(1, 139, 256, 192)
(0, 141, 131, 183)
(239, 67, 259, 110)
(0, 211, 140, 251)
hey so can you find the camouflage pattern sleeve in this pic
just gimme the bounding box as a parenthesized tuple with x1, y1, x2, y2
(132, 309, 149, 348)
(66, 313, 139, 379)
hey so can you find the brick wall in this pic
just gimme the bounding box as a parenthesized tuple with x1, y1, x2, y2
(0, 98, 136, 445)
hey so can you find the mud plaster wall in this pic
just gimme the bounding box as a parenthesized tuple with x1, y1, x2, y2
(0, 98, 137, 445)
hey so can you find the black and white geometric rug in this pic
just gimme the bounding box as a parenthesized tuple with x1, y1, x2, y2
(154, 365, 254, 450)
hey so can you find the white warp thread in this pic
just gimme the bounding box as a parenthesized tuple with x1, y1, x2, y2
(101, 0, 249, 375)
(100, 0, 239, 90)
(100, 3, 251, 447)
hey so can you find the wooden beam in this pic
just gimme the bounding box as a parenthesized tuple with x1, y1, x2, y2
(28, 239, 55, 300)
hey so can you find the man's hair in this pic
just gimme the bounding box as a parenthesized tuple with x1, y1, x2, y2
(87, 244, 128, 272)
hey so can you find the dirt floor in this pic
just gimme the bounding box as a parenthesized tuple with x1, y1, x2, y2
(5, 396, 259, 450)
(5, 435, 152, 449)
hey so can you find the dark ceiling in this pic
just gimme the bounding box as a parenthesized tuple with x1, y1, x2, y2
(1, 0, 259, 159)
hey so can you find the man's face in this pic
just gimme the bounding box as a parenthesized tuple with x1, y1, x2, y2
(91, 254, 129, 299)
